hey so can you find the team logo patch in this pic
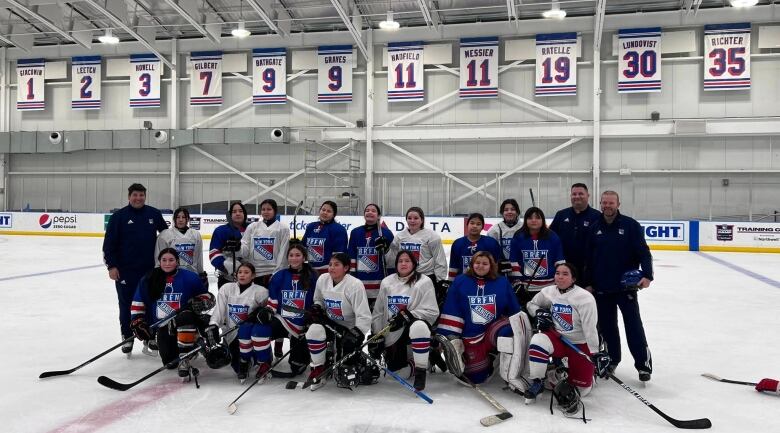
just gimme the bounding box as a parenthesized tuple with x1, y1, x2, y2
(357, 246, 379, 272)
(228, 303, 249, 324)
(387, 295, 410, 316)
(253, 237, 275, 261)
(307, 238, 325, 263)
(176, 243, 195, 266)
(522, 250, 548, 277)
(501, 238, 512, 259)
(716, 224, 734, 241)
(400, 242, 422, 261)
(552, 303, 573, 332)
(468, 294, 496, 325)
(281, 290, 306, 319)
(325, 299, 344, 321)
(461, 255, 473, 272)
(156, 292, 182, 318)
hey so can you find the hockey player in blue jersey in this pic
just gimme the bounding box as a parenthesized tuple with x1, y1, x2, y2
(448, 213, 502, 281)
(510, 207, 565, 307)
(209, 201, 249, 289)
(302, 201, 349, 275)
(348, 203, 394, 309)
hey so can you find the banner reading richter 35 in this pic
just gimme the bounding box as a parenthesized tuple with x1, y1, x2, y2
(703, 23, 750, 91)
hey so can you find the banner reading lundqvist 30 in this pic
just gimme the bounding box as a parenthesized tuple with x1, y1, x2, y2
(617, 28, 661, 93)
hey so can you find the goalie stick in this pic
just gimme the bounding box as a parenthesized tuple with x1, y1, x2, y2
(455, 373, 513, 427)
(700, 373, 757, 387)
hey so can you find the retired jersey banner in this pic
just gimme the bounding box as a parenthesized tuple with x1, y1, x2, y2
(704, 23, 750, 91)
(71, 56, 101, 109)
(317, 45, 353, 103)
(535, 33, 578, 96)
(252, 48, 287, 105)
(618, 28, 661, 93)
(16, 58, 45, 111)
(387, 41, 424, 102)
(459, 37, 498, 99)
(129, 54, 161, 108)
(190, 51, 223, 106)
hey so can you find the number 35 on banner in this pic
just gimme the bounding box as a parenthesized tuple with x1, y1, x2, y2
(703, 23, 750, 91)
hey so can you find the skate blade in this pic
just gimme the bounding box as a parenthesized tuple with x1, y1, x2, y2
(227, 404, 238, 415)
(524, 397, 536, 405)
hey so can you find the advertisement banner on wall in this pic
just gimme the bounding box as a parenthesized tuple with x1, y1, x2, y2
(0, 212, 104, 235)
(699, 222, 780, 251)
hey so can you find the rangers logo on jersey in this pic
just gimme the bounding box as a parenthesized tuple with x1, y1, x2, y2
(387, 295, 410, 316)
(501, 238, 512, 260)
(468, 294, 496, 325)
(228, 303, 249, 324)
(157, 292, 181, 318)
(307, 238, 325, 263)
(281, 290, 306, 319)
(253, 237, 275, 261)
(175, 243, 196, 266)
(461, 255, 473, 272)
(522, 250, 548, 277)
(552, 303, 574, 332)
(324, 299, 344, 321)
(357, 246, 379, 272)
(400, 242, 422, 262)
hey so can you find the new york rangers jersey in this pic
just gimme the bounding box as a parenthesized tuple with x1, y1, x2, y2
(510, 232, 565, 290)
(266, 268, 318, 337)
(302, 220, 348, 273)
(389, 228, 448, 282)
(448, 235, 503, 280)
(486, 221, 522, 260)
(155, 227, 204, 274)
(372, 273, 439, 346)
(437, 274, 520, 339)
(209, 223, 246, 275)
(239, 220, 290, 277)
(348, 224, 395, 299)
(527, 284, 599, 353)
(313, 273, 371, 335)
(209, 282, 269, 343)
(131, 269, 206, 323)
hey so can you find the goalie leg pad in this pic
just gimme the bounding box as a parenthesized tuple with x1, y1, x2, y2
(498, 311, 533, 392)
(435, 335, 465, 377)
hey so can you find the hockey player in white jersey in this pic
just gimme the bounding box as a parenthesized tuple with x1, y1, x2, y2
(155, 208, 207, 289)
(239, 199, 290, 287)
(486, 199, 521, 275)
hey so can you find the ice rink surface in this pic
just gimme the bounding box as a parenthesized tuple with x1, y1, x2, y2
(2, 235, 779, 433)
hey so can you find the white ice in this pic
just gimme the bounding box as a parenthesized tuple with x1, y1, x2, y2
(2, 235, 779, 433)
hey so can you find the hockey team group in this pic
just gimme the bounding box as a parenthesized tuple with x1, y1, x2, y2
(56, 181, 776, 425)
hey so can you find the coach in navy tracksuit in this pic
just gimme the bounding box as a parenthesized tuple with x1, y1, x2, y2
(103, 183, 168, 353)
(550, 182, 601, 279)
(584, 190, 654, 382)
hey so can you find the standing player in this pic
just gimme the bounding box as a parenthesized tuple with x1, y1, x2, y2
(370, 251, 439, 391)
(510, 207, 565, 307)
(103, 183, 168, 354)
(486, 199, 522, 275)
(239, 199, 290, 287)
(348, 203, 394, 309)
(584, 190, 653, 382)
(523, 262, 609, 419)
(210, 201, 249, 289)
(155, 207, 207, 288)
(449, 213, 502, 281)
(302, 201, 348, 275)
(550, 183, 601, 278)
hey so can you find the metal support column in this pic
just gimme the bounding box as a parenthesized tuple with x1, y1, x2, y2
(365, 29, 375, 203)
(1, 47, 7, 211)
(592, 1, 605, 202)
(170, 39, 180, 210)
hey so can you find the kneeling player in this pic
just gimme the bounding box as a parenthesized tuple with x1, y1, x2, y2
(369, 250, 439, 390)
(524, 262, 610, 418)
(305, 253, 371, 389)
(437, 252, 530, 385)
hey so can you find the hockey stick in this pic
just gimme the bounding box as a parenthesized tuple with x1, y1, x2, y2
(559, 335, 712, 429)
(701, 373, 757, 387)
(97, 345, 202, 391)
(292, 200, 304, 242)
(455, 373, 513, 426)
(227, 348, 293, 415)
(358, 352, 433, 404)
(529, 188, 536, 207)
(39, 309, 182, 379)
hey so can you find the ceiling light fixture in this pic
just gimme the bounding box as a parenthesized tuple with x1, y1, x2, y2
(231, 21, 251, 38)
(379, 11, 400, 30)
(98, 28, 119, 44)
(729, 0, 759, 7)
(542, 2, 567, 19)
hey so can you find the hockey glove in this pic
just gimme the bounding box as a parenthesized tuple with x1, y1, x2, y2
(756, 378, 780, 395)
(223, 238, 241, 253)
(367, 335, 385, 360)
(254, 307, 275, 325)
(498, 260, 513, 275)
(189, 292, 216, 314)
(131, 317, 153, 342)
(390, 309, 415, 332)
(435, 280, 451, 305)
(198, 272, 209, 289)
(535, 308, 554, 332)
(341, 327, 365, 351)
(592, 351, 612, 379)
(308, 304, 327, 325)
(374, 236, 390, 254)
(202, 324, 221, 349)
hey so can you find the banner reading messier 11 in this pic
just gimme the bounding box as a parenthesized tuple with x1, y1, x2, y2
(459, 37, 498, 99)
(535, 33, 578, 96)
(703, 23, 751, 91)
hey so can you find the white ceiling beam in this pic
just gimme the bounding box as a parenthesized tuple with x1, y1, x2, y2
(593, 0, 606, 50)
(506, 0, 517, 21)
(162, 0, 219, 45)
(416, 0, 439, 30)
(329, 0, 368, 59)
(244, 0, 287, 37)
(5, 0, 89, 48)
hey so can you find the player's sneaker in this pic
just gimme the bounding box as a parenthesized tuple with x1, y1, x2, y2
(308, 364, 327, 390)
(524, 378, 544, 404)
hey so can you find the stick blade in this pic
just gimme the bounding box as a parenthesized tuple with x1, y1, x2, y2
(39, 370, 73, 379)
(480, 411, 512, 427)
(227, 404, 238, 415)
(671, 418, 712, 430)
(700, 373, 722, 382)
(97, 375, 133, 391)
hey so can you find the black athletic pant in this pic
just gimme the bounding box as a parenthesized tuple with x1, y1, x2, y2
(115, 271, 144, 338)
(595, 291, 652, 373)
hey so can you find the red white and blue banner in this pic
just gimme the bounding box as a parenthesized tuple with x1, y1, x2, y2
(459, 37, 498, 99)
(387, 41, 424, 102)
(618, 28, 661, 93)
(190, 51, 223, 106)
(318, 45, 353, 103)
(16, 58, 45, 111)
(129, 54, 161, 108)
(535, 33, 578, 96)
(71, 56, 101, 110)
(252, 48, 287, 105)
(703, 23, 750, 91)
